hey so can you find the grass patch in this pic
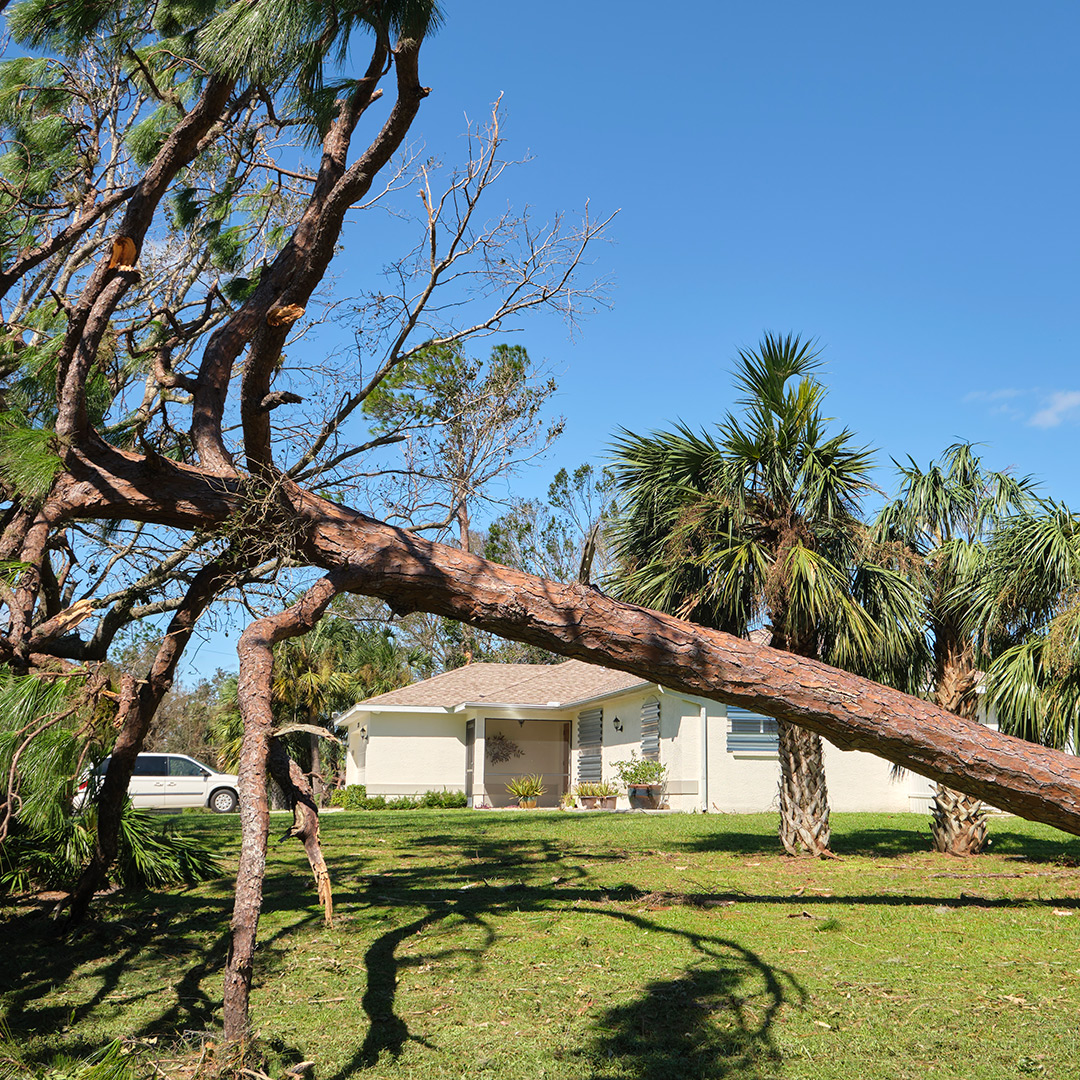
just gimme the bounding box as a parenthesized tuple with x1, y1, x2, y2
(2, 811, 1080, 1078)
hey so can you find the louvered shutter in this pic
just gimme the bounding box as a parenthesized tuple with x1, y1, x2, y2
(640, 698, 661, 761)
(726, 706, 780, 752)
(577, 708, 603, 784)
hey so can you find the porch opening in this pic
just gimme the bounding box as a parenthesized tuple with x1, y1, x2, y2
(482, 717, 570, 808)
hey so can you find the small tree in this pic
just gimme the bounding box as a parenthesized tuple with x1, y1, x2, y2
(972, 504, 1080, 753)
(486, 463, 618, 585)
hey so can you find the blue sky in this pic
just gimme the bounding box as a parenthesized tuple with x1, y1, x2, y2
(182, 1, 1080, 676)
(399, 0, 1080, 502)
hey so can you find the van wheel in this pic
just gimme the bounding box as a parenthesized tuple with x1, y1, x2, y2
(210, 788, 238, 813)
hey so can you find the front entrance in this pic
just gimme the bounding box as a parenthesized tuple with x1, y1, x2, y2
(483, 718, 570, 808)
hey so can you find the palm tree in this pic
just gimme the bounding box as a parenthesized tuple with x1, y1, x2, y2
(971, 504, 1080, 753)
(611, 333, 921, 855)
(875, 443, 1033, 855)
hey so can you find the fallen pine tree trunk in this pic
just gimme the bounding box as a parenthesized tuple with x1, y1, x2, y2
(47, 452, 1080, 834)
(301, 492, 1080, 837)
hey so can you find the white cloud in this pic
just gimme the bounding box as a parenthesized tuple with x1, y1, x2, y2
(1030, 391, 1080, 429)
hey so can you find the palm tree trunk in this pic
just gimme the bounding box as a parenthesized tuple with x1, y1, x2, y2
(930, 784, 987, 856)
(776, 719, 831, 856)
(931, 636, 987, 856)
(769, 621, 832, 857)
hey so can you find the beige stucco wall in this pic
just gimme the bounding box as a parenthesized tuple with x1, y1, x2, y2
(348, 712, 466, 797)
(704, 715, 924, 814)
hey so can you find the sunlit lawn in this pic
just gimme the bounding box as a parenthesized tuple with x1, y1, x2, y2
(3, 810, 1080, 1079)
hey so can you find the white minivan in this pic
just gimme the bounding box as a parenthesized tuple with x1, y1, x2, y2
(80, 753, 240, 812)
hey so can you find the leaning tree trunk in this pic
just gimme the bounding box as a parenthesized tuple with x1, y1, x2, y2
(930, 637, 987, 856)
(44, 459, 1080, 833)
(223, 575, 342, 1042)
(776, 720, 831, 856)
(66, 557, 239, 928)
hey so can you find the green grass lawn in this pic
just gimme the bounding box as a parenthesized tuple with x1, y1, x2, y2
(3, 810, 1080, 1079)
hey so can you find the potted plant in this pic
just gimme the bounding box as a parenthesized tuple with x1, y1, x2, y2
(575, 782, 601, 809)
(576, 780, 621, 809)
(613, 753, 667, 809)
(506, 773, 546, 808)
(575, 781, 619, 809)
(597, 780, 619, 810)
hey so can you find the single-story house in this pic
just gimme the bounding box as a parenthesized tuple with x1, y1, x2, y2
(335, 659, 976, 813)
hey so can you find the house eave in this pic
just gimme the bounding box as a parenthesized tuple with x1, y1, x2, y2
(336, 677, 685, 728)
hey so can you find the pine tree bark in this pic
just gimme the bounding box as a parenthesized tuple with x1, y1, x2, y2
(287, 496, 1080, 836)
(223, 575, 342, 1042)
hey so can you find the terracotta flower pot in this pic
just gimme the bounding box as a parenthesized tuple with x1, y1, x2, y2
(578, 795, 599, 809)
(627, 783, 662, 809)
(600, 795, 617, 810)
(517, 797, 538, 809)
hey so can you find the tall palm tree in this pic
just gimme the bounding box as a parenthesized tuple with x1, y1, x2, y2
(875, 443, 1033, 855)
(611, 333, 921, 855)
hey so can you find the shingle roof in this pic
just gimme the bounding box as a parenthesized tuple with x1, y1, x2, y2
(354, 659, 650, 710)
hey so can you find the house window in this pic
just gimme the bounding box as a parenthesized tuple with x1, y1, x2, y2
(577, 708, 602, 785)
(726, 706, 779, 753)
(640, 698, 661, 762)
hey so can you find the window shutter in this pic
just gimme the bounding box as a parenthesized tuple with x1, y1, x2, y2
(577, 708, 603, 784)
(726, 706, 779, 752)
(640, 698, 661, 761)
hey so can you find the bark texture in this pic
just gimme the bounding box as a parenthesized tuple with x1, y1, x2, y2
(776, 721, 831, 856)
(223, 575, 342, 1042)
(931, 634, 987, 856)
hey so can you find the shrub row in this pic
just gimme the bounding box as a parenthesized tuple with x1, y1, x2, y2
(329, 785, 467, 811)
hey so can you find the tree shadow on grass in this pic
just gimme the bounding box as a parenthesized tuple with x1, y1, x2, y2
(324, 884, 803, 1080)
(981, 825, 1080, 861)
(831, 821, 1080, 860)
(575, 935, 791, 1080)
(675, 818, 1080, 861)
(0, 874, 315, 1071)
